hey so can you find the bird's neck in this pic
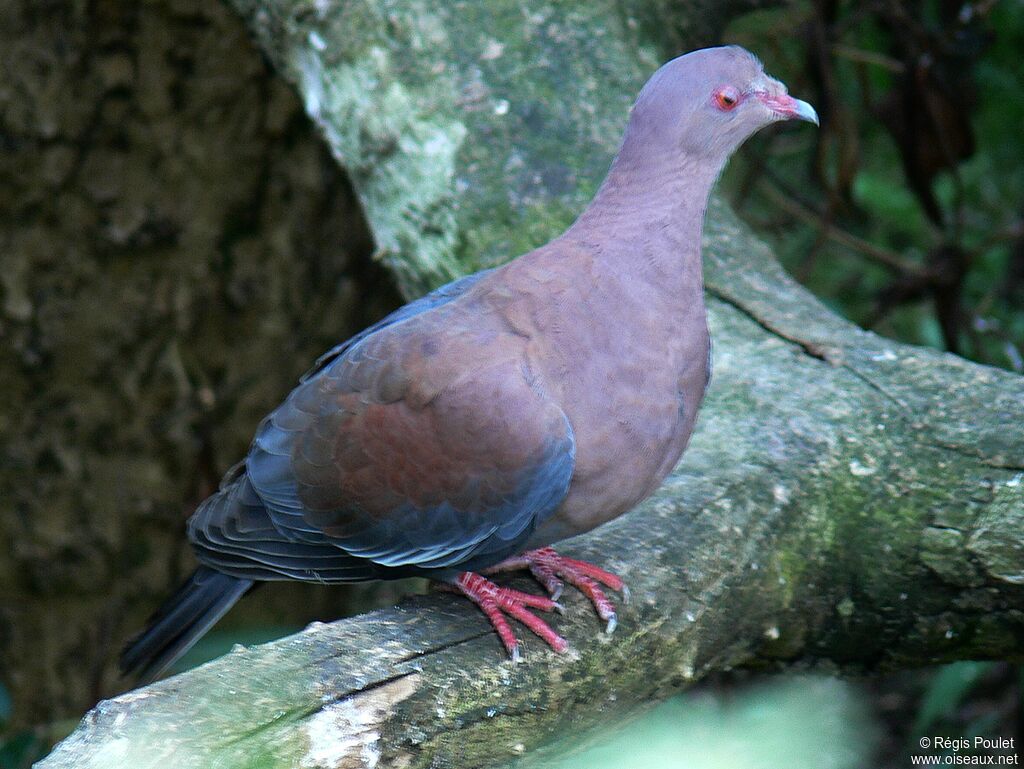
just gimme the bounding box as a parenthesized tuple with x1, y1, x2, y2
(566, 149, 725, 296)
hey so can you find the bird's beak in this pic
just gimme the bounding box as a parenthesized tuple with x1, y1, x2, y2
(758, 92, 819, 126)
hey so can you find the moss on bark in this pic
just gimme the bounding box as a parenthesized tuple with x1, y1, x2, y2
(36, 213, 1024, 765)
(226, 0, 771, 296)
(0, 0, 401, 728)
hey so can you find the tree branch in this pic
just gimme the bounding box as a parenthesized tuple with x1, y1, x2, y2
(39, 201, 1024, 769)
(38, 0, 1024, 766)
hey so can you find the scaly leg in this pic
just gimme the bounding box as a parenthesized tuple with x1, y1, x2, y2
(486, 547, 628, 633)
(449, 548, 628, 660)
(452, 571, 566, 662)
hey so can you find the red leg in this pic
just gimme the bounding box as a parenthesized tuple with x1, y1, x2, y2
(485, 547, 628, 634)
(453, 572, 567, 662)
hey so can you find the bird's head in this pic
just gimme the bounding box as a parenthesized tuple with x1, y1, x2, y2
(624, 45, 818, 164)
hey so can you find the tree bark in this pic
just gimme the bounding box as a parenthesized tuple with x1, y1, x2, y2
(0, 0, 400, 729)
(37, 197, 1024, 769)
(225, 0, 772, 297)
(33, 0, 1024, 766)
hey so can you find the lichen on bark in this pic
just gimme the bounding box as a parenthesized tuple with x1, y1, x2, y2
(228, 0, 779, 295)
(0, 0, 400, 729)
(234, 2, 644, 296)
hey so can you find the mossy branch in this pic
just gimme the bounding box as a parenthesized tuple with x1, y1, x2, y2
(39, 200, 1024, 768)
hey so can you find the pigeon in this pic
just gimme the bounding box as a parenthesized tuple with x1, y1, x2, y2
(121, 45, 817, 679)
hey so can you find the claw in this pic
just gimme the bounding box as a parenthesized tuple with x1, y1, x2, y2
(475, 547, 628, 651)
(453, 571, 567, 657)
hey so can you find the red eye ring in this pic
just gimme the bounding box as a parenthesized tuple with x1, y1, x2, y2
(714, 86, 740, 111)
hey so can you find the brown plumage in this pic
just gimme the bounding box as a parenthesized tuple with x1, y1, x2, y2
(122, 45, 817, 678)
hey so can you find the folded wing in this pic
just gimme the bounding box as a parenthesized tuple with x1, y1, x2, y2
(189, 275, 575, 580)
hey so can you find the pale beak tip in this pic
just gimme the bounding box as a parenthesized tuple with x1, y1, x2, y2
(792, 98, 819, 126)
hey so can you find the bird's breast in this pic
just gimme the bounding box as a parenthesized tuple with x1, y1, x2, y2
(525, 276, 709, 542)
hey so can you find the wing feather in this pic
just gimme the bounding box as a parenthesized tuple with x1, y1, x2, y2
(189, 269, 574, 580)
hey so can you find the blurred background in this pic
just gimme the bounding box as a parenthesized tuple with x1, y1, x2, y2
(1, 0, 1021, 766)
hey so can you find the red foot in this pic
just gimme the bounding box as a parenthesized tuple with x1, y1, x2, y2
(454, 571, 567, 661)
(489, 547, 628, 634)
(452, 548, 628, 660)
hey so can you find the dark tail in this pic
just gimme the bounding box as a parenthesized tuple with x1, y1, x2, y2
(120, 566, 253, 682)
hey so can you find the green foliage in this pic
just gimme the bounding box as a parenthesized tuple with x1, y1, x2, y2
(0, 680, 50, 769)
(911, 662, 993, 738)
(723, 0, 1024, 372)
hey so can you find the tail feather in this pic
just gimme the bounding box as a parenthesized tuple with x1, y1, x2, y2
(120, 566, 252, 682)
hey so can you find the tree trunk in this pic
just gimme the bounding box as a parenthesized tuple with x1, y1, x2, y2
(29, 0, 1024, 766)
(0, 0, 400, 728)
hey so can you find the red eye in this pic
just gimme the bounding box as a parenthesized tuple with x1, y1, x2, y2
(714, 86, 740, 111)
